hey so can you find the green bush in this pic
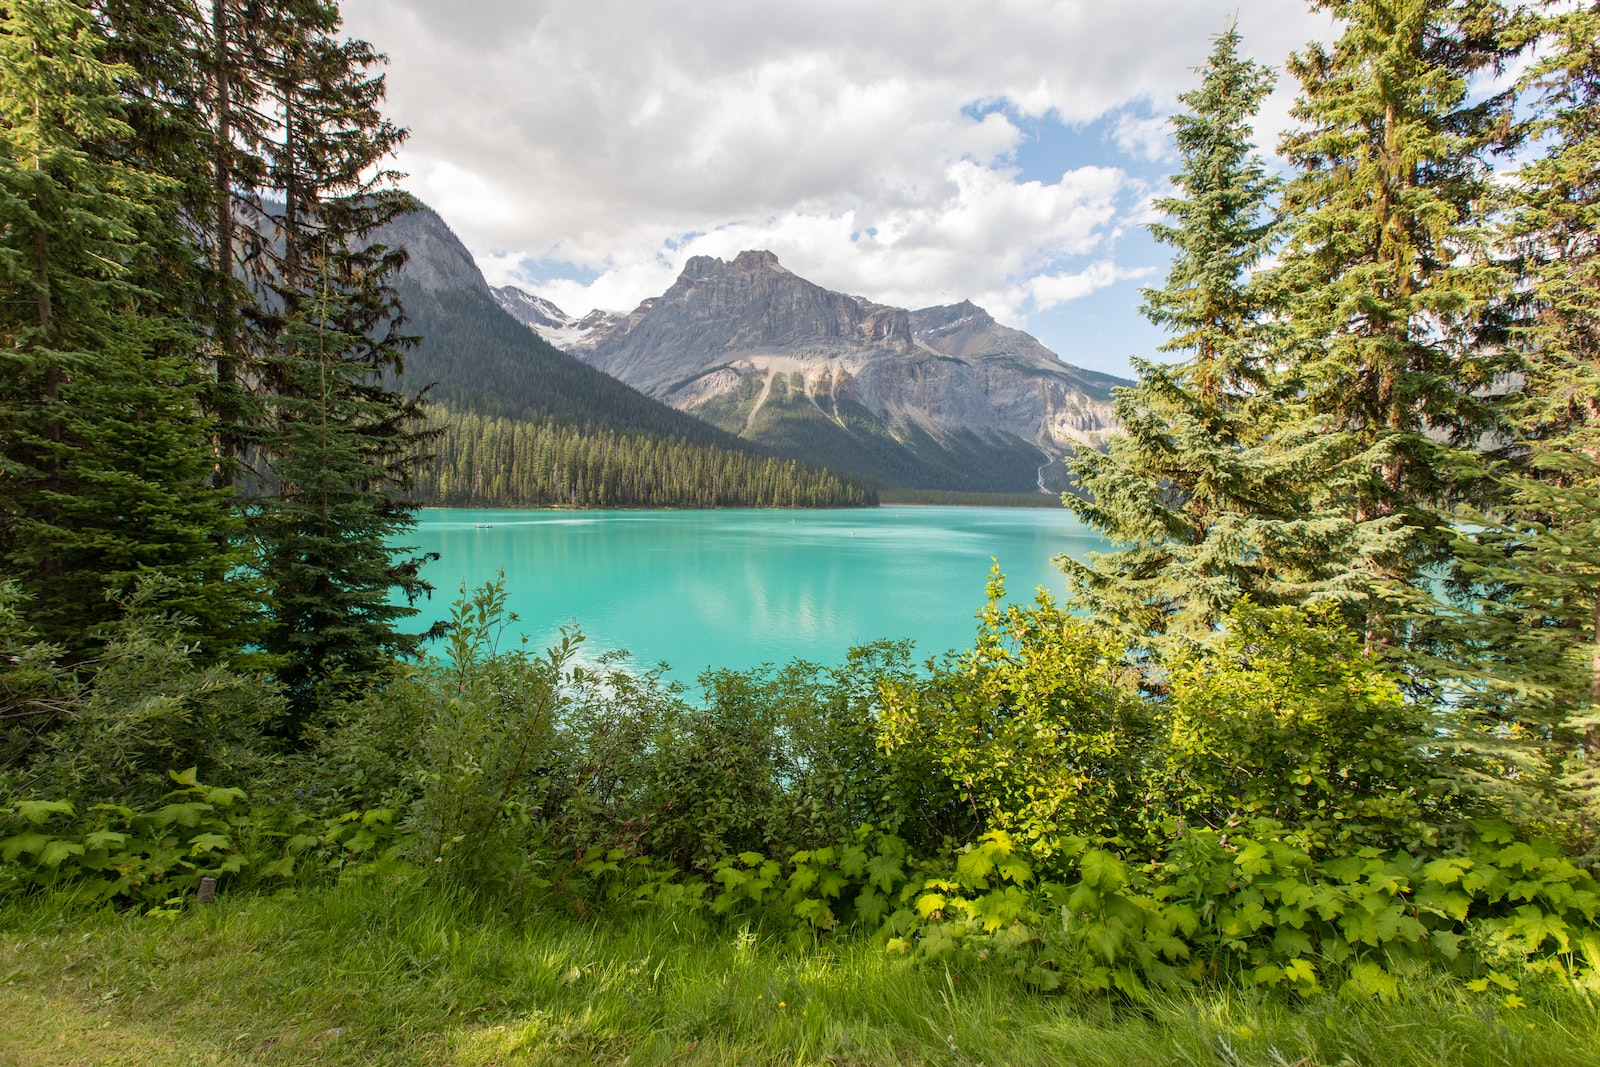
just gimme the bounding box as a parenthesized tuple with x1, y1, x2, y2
(2, 579, 279, 807)
(0, 579, 75, 774)
(1161, 602, 1448, 852)
(403, 579, 575, 889)
(876, 569, 1155, 865)
(0, 768, 404, 910)
(629, 644, 915, 872)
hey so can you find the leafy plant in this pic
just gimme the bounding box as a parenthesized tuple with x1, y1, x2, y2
(1, 768, 252, 909)
(405, 577, 576, 891)
(876, 568, 1155, 865)
(1161, 602, 1446, 852)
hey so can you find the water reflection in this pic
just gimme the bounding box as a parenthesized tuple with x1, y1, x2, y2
(401, 506, 1108, 681)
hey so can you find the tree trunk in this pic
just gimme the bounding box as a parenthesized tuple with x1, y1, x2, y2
(212, 0, 237, 491)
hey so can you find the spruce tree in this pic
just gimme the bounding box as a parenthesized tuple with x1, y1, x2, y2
(1061, 25, 1299, 651)
(0, 0, 240, 656)
(1455, 2, 1600, 840)
(1271, 0, 1522, 680)
(244, 2, 439, 732)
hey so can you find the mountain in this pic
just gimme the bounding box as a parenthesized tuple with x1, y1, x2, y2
(495, 252, 1128, 492)
(367, 204, 876, 507)
(372, 206, 763, 450)
(493, 285, 622, 352)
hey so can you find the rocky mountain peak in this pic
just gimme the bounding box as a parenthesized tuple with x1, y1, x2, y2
(678, 254, 722, 282)
(731, 248, 783, 270)
(492, 285, 570, 330)
(910, 300, 996, 338)
(673, 249, 788, 289)
(614, 250, 910, 365)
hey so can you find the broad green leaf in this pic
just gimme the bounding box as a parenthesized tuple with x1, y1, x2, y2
(0, 832, 50, 862)
(40, 839, 84, 867)
(956, 847, 995, 888)
(1080, 849, 1126, 891)
(186, 832, 232, 856)
(13, 800, 73, 825)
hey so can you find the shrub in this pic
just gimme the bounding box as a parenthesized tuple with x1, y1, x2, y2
(404, 578, 575, 889)
(4, 579, 280, 808)
(876, 569, 1155, 867)
(1160, 602, 1449, 853)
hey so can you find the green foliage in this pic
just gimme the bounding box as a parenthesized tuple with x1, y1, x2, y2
(1045, 819, 1600, 1002)
(0, 767, 407, 911)
(1, 577, 280, 806)
(634, 645, 914, 871)
(1266, 0, 1519, 658)
(877, 568, 1154, 862)
(1447, 0, 1600, 854)
(412, 405, 876, 509)
(1063, 23, 1299, 649)
(700, 824, 914, 939)
(0, 0, 246, 658)
(386, 577, 573, 890)
(1162, 602, 1444, 851)
(2, 572, 276, 814)
(0, 768, 250, 910)
(0, 579, 75, 771)
(869, 818, 1600, 1003)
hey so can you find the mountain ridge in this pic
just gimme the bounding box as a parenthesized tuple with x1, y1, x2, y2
(493, 253, 1127, 491)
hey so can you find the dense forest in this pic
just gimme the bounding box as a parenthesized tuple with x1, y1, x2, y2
(413, 407, 877, 508)
(3, 1, 1600, 1061)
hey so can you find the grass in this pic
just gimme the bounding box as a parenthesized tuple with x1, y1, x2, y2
(2, 877, 1597, 1066)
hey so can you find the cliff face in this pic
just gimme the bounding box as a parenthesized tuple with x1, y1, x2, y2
(562, 252, 1124, 454)
(580, 250, 915, 392)
(377, 208, 491, 297)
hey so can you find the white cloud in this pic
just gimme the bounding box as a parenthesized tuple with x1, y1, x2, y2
(339, 0, 1336, 372)
(1028, 261, 1156, 311)
(1111, 110, 1176, 163)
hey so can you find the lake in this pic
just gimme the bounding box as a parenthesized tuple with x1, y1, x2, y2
(401, 506, 1108, 680)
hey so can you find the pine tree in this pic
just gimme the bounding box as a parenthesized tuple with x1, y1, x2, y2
(1271, 0, 1522, 680)
(0, 0, 240, 656)
(1061, 24, 1301, 651)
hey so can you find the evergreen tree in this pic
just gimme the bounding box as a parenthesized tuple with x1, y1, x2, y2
(1270, 0, 1522, 679)
(1061, 25, 1299, 650)
(1456, 2, 1600, 840)
(244, 2, 438, 732)
(0, 0, 240, 656)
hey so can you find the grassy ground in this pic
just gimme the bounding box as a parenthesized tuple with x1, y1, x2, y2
(2, 877, 1597, 1066)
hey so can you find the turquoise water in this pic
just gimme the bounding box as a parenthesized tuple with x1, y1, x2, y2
(401, 507, 1107, 680)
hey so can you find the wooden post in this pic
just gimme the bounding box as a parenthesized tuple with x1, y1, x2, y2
(196, 876, 218, 906)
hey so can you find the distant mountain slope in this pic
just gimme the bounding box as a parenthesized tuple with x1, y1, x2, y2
(494, 284, 622, 352)
(373, 207, 761, 451)
(496, 252, 1129, 492)
(367, 204, 875, 507)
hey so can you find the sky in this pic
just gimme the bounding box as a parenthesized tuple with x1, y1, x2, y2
(340, 0, 1339, 380)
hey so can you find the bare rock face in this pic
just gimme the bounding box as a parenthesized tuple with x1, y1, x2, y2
(494, 251, 1129, 488)
(565, 252, 1124, 453)
(376, 209, 490, 297)
(582, 250, 916, 394)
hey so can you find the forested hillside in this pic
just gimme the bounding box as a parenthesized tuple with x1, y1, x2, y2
(414, 407, 877, 508)
(376, 207, 876, 505)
